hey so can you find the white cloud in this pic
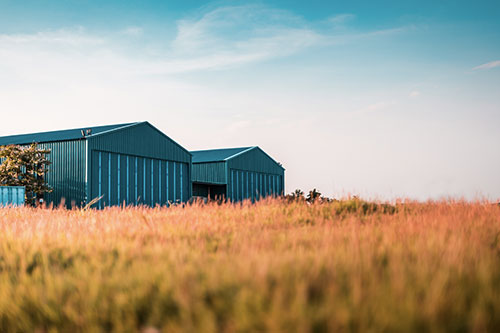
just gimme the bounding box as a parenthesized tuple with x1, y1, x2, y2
(165, 5, 404, 72)
(472, 60, 500, 70)
(327, 14, 356, 25)
(122, 26, 143, 36)
(0, 28, 103, 47)
(169, 5, 324, 70)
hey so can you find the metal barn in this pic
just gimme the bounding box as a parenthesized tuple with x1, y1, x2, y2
(0, 122, 192, 208)
(191, 146, 285, 202)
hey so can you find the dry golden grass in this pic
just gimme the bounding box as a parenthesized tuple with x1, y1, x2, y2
(0, 199, 499, 332)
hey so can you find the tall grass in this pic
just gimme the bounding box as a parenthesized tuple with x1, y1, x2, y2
(0, 199, 499, 332)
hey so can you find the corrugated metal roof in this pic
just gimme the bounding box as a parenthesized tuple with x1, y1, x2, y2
(191, 147, 254, 163)
(0, 123, 138, 145)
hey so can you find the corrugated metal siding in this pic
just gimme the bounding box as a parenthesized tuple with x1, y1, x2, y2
(192, 148, 285, 202)
(90, 150, 189, 207)
(88, 122, 190, 163)
(226, 147, 284, 202)
(0, 186, 25, 206)
(228, 147, 284, 175)
(227, 169, 284, 202)
(87, 122, 192, 206)
(192, 162, 226, 184)
(39, 140, 86, 207)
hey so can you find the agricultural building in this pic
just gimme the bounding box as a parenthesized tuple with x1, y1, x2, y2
(0, 186, 25, 207)
(0, 122, 191, 208)
(191, 146, 285, 201)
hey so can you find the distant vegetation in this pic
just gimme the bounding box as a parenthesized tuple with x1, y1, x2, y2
(0, 198, 499, 332)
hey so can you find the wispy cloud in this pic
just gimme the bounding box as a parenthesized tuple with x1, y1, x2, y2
(168, 5, 324, 70)
(472, 60, 500, 70)
(122, 26, 143, 37)
(163, 5, 405, 73)
(0, 27, 103, 46)
(327, 14, 356, 25)
(0, 4, 408, 80)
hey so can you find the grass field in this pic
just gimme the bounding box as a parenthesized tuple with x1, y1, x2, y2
(0, 199, 499, 332)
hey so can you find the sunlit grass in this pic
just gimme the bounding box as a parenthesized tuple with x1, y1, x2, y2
(0, 198, 499, 332)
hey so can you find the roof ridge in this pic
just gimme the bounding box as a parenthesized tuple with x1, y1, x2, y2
(0, 122, 139, 145)
(191, 146, 253, 153)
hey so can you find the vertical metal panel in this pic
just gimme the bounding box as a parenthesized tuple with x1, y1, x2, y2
(159, 160, 162, 204)
(103, 152, 110, 206)
(136, 157, 143, 205)
(235, 171, 239, 201)
(39, 140, 86, 207)
(180, 162, 183, 202)
(89, 151, 188, 207)
(134, 156, 138, 204)
(0, 186, 25, 206)
(87, 122, 192, 207)
(119, 154, 127, 206)
(173, 162, 177, 202)
(110, 152, 116, 205)
(152, 159, 158, 206)
(166, 161, 171, 203)
(225, 147, 285, 201)
(191, 162, 226, 184)
(88, 122, 191, 163)
(126, 156, 130, 204)
(182, 163, 188, 202)
(230, 170, 234, 201)
(117, 154, 121, 204)
(228, 147, 284, 175)
(226, 170, 285, 201)
(251, 173, 254, 202)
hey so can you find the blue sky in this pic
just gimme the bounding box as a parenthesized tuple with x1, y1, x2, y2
(0, 0, 499, 200)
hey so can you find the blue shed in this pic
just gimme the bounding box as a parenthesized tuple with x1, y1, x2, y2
(0, 186, 25, 207)
(191, 146, 285, 202)
(0, 122, 192, 208)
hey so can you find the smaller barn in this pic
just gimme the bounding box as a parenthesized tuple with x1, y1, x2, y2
(191, 146, 285, 202)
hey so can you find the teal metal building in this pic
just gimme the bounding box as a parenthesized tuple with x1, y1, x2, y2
(0, 122, 191, 208)
(191, 146, 285, 201)
(0, 186, 25, 207)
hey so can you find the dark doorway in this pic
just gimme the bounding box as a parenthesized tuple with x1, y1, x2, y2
(192, 183, 227, 201)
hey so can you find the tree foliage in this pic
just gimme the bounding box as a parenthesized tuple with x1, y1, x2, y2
(306, 188, 322, 203)
(0, 143, 52, 205)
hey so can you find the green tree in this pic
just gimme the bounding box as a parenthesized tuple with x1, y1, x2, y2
(306, 188, 322, 203)
(293, 189, 304, 199)
(285, 189, 305, 202)
(0, 143, 52, 205)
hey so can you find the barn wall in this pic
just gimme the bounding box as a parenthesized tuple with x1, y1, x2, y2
(87, 122, 191, 163)
(89, 151, 189, 207)
(39, 140, 87, 207)
(87, 123, 192, 207)
(227, 169, 284, 202)
(228, 147, 284, 175)
(192, 162, 226, 184)
(227, 147, 284, 202)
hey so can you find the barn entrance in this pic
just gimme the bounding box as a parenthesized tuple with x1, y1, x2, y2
(192, 183, 226, 201)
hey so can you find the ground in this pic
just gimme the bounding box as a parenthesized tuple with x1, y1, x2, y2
(0, 199, 499, 332)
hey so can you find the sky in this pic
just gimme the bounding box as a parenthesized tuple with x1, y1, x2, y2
(0, 0, 499, 201)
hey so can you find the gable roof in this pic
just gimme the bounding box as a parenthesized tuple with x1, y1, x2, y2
(0, 123, 138, 145)
(88, 121, 192, 157)
(191, 147, 254, 163)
